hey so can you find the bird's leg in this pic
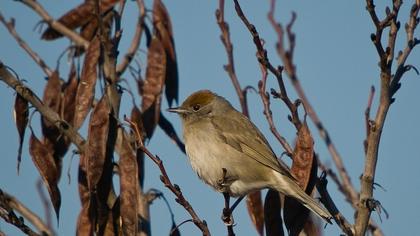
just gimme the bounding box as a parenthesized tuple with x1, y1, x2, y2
(230, 196, 244, 212)
(222, 192, 235, 226)
(220, 168, 235, 226)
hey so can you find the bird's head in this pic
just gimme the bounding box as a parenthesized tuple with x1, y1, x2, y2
(168, 90, 231, 122)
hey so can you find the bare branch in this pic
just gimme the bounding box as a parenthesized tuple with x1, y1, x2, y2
(126, 116, 210, 235)
(356, 1, 419, 234)
(216, 0, 249, 116)
(0, 189, 52, 236)
(116, 0, 146, 75)
(138, 145, 211, 236)
(257, 63, 293, 156)
(364, 86, 375, 153)
(267, 0, 360, 207)
(16, 0, 89, 49)
(316, 173, 354, 236)
(232, 0, 301, 130)
(36, 179, 53, 231)
(0, 62, 86, 152)
(0, 13, 53, 77)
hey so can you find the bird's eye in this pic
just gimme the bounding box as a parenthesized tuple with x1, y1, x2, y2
(192, 104, 201, 111)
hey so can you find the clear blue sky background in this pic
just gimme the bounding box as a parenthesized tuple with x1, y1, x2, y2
(1, 0, 419, 235)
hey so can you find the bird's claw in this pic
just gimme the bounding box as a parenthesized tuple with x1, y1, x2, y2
(222, 207, 234, 226)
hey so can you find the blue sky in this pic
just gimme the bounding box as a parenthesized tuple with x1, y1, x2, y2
(1, 0, 419, 235)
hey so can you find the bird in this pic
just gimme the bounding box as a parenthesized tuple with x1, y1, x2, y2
(168, 90, 332, 222)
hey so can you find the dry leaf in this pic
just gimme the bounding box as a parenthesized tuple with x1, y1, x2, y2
(303, 216, 322, 236)
(41, 71, 61, 140)
(14, 93, 28, 173)
(76, 205, 93, 236)
(81, 94, 116, 235)
(41, 71, 67, 174)
(76, 9, 115, 56)
(42, 0, 119, 40)
(74, 36, 100, 130)
(130, 105, 146, 141)
(29, 132, 61, 221)
(119, 131, 139, 235)
(131, 106, 146, 186)
(153, 0, 178, 106)
(62, 63, 79, 126)
(246, 191, 264, 236)
(140, 36, 166, 139)
(84, 94, 111, 190)
(284, 122, 317, 235)
(141, 36, 166, 111)
(264, 190, 284, 236)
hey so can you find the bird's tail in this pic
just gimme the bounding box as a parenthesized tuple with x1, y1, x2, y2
(273, 174, 332, 223)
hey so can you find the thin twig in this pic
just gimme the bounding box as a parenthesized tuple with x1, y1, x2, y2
(116, 0, 146, 75)
(139, 145, 211, 236)
(36, 179, 53, 231)
(267, 0, 360, 207)
(316, 173, 354, 236)
(0, 189, 53, 236)
(364, 86, 375, 153)
(125, 117, 210, 236)
(17, 0, 89, 49)
(233, 0, 301, 130)
(0, 13, 53, 77)
(0, 62, 86, 152)
(216, 3, 263, 235)
(257, 63, 293, 156)
(216, 0, 249, 116)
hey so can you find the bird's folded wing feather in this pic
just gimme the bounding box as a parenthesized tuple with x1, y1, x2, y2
(211, 113, 296, 180)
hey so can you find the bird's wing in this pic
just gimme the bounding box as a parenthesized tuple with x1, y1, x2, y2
(211, 111, 296, 180)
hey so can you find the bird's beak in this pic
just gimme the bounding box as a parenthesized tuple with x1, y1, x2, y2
(167, 107, 188, 114)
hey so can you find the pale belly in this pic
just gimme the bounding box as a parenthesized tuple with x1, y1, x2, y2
(184, 126, 272, 197)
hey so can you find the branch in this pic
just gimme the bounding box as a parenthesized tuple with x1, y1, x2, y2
(356, 1, 419, 234)
(316, 172, 354, 236)
(0, 62, 86, 152)
(0, 189, 52, 236)
(267, 0, 360, 207)
(36, 179, 53, 231)
(232, 0, 301, 131)
(138, 145, 211, 236)
(391, 0, 420, 96)
(116, 0, 146, 75)
(16, 0, 89, 49)
(0, 13, 53, 77)
(216, 0, 249, 116)
(364, 86, 375, 153)
(258, 63, 293, 156)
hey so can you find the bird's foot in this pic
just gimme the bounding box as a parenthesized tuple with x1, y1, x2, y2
(222, 207, 234, 226)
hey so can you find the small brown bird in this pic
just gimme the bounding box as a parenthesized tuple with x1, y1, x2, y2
(168, 90, 332, 222)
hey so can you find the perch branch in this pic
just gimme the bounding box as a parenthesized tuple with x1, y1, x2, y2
(128, 107, 204, 231)
(135, 142, 210, 236)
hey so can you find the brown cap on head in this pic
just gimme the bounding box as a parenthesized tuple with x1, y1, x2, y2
(181, 90, 217, 108)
